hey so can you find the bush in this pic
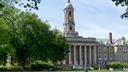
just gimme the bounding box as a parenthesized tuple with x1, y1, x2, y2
(92, 65, 99, 70)
(0, 65, 20, 71)
(107, 61, 126, 69)
(29, 60, 53, 71)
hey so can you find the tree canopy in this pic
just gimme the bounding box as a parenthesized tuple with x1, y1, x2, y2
(0, 0, 41, 10)
(112, 0, 128, 18)
(0, 7, 68, 69)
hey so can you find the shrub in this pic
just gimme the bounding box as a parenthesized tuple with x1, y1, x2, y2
(0, 65, 20, 71)
(92, 65, 99, 70)
(29, 60, 53, 71)
(107, 61, 125, 69)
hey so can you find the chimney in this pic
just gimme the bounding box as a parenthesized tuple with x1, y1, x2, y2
(108, 32, 112, 44)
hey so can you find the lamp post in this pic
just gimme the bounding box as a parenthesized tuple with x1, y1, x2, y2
(84, 64, 88, 72)
(98, 58, 102, 70)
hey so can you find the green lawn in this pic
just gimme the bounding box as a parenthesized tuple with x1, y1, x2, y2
(88, 70, 127, 72)
(55, 70, 128, 72)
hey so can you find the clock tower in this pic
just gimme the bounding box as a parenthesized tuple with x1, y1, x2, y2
(63, 0, 78, 37)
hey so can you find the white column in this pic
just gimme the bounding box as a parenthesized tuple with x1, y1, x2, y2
(84, 45, 87, 65)
(79, 46, 83, 65)
(89, 46, 92, 65)
(74, 45, 77, 65)
(69, 47, 72, 64)
(94, 46, 97, 65)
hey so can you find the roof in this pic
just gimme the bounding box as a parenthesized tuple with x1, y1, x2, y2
(65, 36, 97, 43)
(114, 38, 128, 45)
(65, 3, 73, 9)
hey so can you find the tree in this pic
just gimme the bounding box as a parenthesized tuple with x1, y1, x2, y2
(0, 0, 42, 10)
(0, 7, 68, 70)
(112, 0, 128, 18)
(0, 7, 50, 67)
(49, 29, 68, 63)
(0, 12, 13, 65)
(6, 10, 51, 68)
(0, 23, 8, 65)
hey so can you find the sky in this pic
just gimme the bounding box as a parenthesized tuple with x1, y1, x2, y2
(31, 0, 128, 39)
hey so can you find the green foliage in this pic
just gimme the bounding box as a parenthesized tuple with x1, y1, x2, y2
(107, 61, 128, 69)
(112, 0, 128, 6)
(0, 7, 13, 65)
(11, 11, 51, 67)
(112, 0, 128, 18)
(92, 65, 99, 70)
(0, 0, 41, 10)
(0, 7, 68, 70)
(0, 65, 20, 71)
(29, 60, 53, 71)
(15, 0, 41, 10)
(49, 29, 69, 62)
(0, 16, 10, 45)
(0, 49, 7, 65)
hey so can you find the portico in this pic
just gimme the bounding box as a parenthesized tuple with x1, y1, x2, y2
(66, 42, 97, 66)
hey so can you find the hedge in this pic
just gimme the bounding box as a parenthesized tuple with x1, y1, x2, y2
(29, 60, 54, 71)
(107, 61, 128, 69)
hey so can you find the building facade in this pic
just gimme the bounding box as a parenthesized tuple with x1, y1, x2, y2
(97, 33, 128, 67)
(61, 0, 128, 68)
(63, 0, 98, 67)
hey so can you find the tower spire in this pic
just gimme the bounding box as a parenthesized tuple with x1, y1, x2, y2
(64, 0, 78, 37)
(68, 0, 70, 3)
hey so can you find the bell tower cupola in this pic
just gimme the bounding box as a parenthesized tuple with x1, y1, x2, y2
(63, 0, 78, 37)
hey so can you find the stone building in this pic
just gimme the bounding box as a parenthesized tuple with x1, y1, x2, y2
(63, 0, 98, 67)
(97, 33, 128, 67)
(60, 0, 128, 68)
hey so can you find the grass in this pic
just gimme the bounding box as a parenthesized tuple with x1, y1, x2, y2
(88, 70, 127, 72)
(54, 70, 128, 72)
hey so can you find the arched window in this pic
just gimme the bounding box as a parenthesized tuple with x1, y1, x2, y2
(69, 11, 71, 16)
(70, 26, 72, 30)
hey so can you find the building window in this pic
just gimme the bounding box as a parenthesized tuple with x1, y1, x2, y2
(69, 11, 71, 16)
(119, 48, 121, 51)
(70, 26, 72, 30)
(120, 55, 121, 58)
